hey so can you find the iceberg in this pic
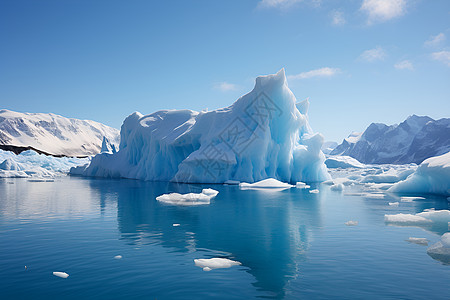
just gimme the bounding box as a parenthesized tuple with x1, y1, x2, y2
(52, 272, 69, 279)
(71, 70, 331, 184)
(239, 178, 293, 189)
(325, 155, 365, 169)
(385, 209, 450, 225)
(389, 152, 450, 196)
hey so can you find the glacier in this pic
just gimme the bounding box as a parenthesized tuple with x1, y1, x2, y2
(71, 69, 331, 184)
(389, 151, 450, 196)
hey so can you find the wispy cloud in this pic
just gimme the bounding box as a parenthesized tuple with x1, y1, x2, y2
(360, 0, 407, 24)
(213, 82, 239, 92)
(424, 33, 446, 48)
(288, 67, 341, 80)
(394, 60, 414, 70)
(431, 51, 450, 67)
(257, 0, 321, 9)
(331, 10, 346, 26)
(358, 46, 386, 62)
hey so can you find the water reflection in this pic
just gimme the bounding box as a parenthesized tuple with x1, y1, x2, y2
(87, 178, 324, 298)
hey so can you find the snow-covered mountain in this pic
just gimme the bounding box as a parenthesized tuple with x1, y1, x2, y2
(0, 109, 120, 157)
(331, 115, 450, 164)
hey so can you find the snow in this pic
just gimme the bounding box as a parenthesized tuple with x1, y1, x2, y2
(406, 237, 429, 246)
(239, 178, 293, 189)
(325, 155, 365, 169)
(345, 220, 358, 226)
(71, 69, 331, 183)
(389, 152, 450, 196)
(0, 109, 119, 156)
(194, 258, 241, 271)
(0, 149, 89, 178)
(427, 233, 450, 264)
(53, 272, 69, 278)
(156, 189, 219, 206)
(385, 209, 450, 225)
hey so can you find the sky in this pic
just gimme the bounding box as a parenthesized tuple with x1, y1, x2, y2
(0, 0, 449, 142)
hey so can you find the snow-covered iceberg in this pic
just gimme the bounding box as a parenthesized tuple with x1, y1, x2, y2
(0, 149, 88, 178)
(71, 69, 331, 183)
(389, 152, 450, 196)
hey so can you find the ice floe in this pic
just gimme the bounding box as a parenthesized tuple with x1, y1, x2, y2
(194, 258, 241, 271)
(427, 233, 450, 264)
(156, 189, 219, 206)
(239, 178, 293, 190)
(385, 209, 450, 225)
(345, 220, 358, 226)
(53, 271, 69, 278)
(406, 237, 429, 246)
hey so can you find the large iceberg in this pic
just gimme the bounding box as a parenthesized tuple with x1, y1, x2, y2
(71, 69, 331, 183)
(389, 152, 450, 196)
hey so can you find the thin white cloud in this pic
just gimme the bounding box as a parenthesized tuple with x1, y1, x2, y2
(360, 0, 406, 24)
(213, 82, 239, 92)
(394, 60, 414, 70)
(331, 10, 346, 26)
(257, 0, 303, 9)
(431, 51, 450, 67)
(424, 33, 446, 48)
(257, 0, 321, 9)
(288, 67, 341, 80)
(358, 46, 386, 62)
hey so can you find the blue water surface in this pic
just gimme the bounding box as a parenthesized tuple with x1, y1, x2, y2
(0, 177, 449, 299)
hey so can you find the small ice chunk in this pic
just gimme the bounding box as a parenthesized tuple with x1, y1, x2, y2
(239, 178, 293, 189)
(388, 202, 399, 207)
(330, 183, 344, 191)
(345, 220, 358, 226)
(156, 190, 218, 206)
(202, 188, 219, 197)
(384, 214, 432, 225)
(406, 237, 429, 246)
(173, 223, 181, 227)
(114, 255, 122, 259)
(53, 272, 69, 278)
(364, 193, 385, 199)
(295, 182, 307, 188)
(309, 189, 319, 194)
(401, 196, 425, 202)
(194, 258, 241, 271)
(224, 180, 240, 185)
(427, 233, 450, 264)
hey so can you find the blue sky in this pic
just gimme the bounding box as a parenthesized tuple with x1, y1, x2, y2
(0, 0, 449, 142)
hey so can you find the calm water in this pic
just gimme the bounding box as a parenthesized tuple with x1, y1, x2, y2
(0, 176, 449, 299)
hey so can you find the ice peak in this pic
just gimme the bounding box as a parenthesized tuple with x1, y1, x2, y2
(254, 68, 286, 90)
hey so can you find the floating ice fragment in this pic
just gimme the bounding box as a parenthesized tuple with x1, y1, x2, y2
(388, 202, 399, 207)
(364, 193, 385, 199)
(309, 189, 319, 194)
(427, 233, 450, 264)
(330, 183, 344, 191)
(201, 188, 219, 197)
(406, 237, 429, 246)
(194, 258, 241, 271)
(345, 220, 358, 226)
(114, 255, 122, 259)
(295, 182, 307, 188)
(53, 272, 69, 278)
(384, 214, 432, 225)
(401, 196, 425, 202)
(156, 189, 219, 206)
(239, 178, 293, 189)
(173, 224, 181, 227)
(224, 180, 240, 185)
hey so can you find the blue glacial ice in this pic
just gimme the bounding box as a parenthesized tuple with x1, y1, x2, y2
(389, 151, 450, 196)
(71, 69, 331, 183)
